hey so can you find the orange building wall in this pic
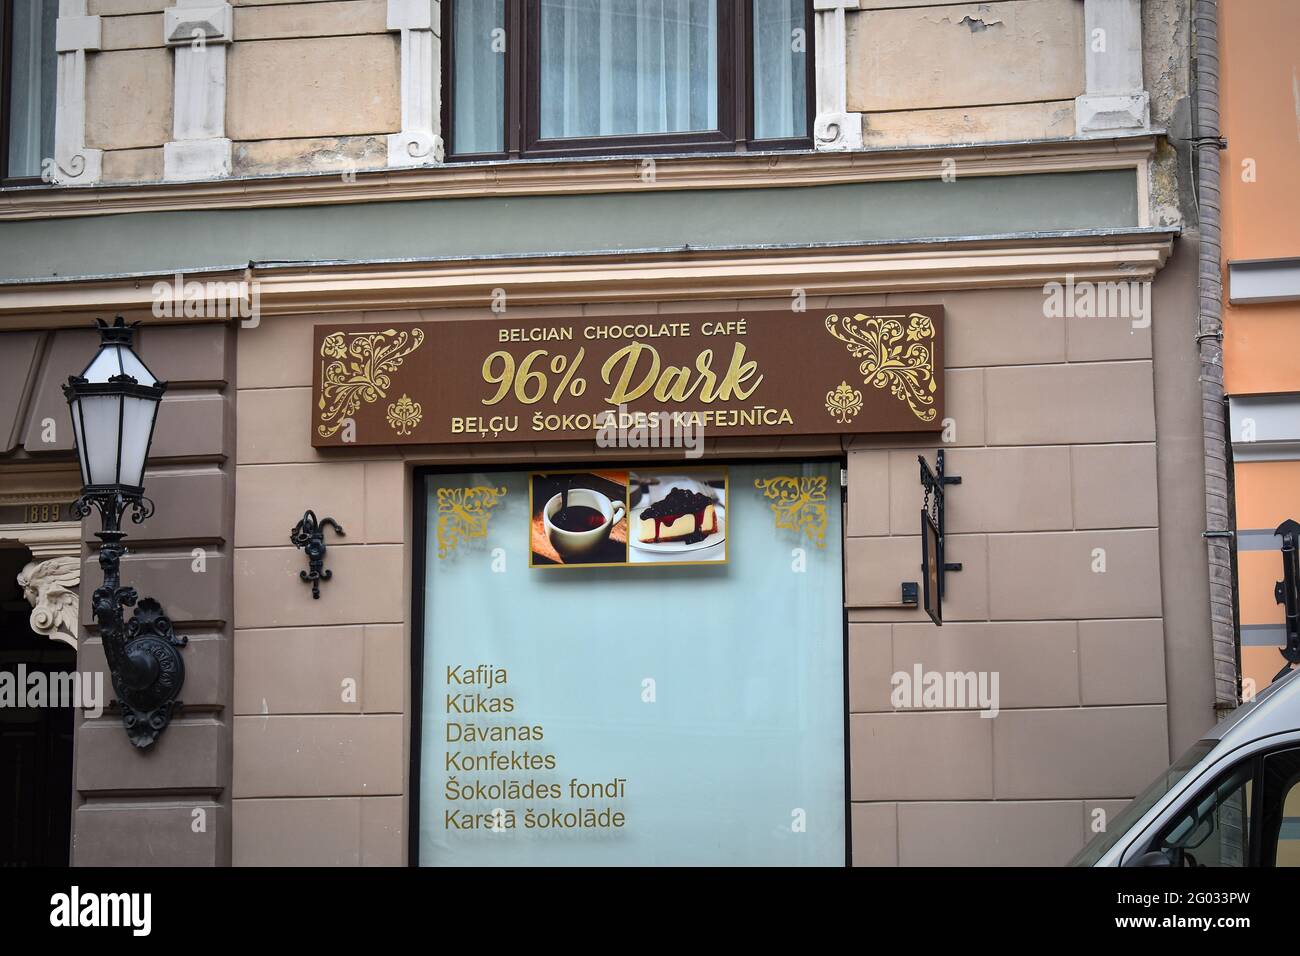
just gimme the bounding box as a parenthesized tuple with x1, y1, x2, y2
(1220, 0, 1300, 396)
(1221, 0, 1300, 695)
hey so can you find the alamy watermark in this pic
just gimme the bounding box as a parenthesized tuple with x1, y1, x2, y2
(891, 664, 1000, 718)
(151, 272, 262, 326)
(50, 886, 151, 936)
(594, 404, 703, 459)
(1042, 274, 1151, 329)
(0, 665, 103, 718)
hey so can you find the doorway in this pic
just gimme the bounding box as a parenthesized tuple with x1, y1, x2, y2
(0, 545, 75, 866)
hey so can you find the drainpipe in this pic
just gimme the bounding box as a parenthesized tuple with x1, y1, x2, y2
(1193, 0, 1238, 712)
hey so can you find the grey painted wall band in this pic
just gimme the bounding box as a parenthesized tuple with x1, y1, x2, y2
(0, 170, 1138, 283)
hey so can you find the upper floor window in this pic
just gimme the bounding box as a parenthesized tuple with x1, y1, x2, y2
(1, 0, 57, 183)
(445, 0, 812, 160)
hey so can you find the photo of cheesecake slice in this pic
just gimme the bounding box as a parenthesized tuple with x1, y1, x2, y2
(636, 487, 719, 544)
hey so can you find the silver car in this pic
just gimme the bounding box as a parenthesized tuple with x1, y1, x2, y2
(1072, 666, 1300, 867)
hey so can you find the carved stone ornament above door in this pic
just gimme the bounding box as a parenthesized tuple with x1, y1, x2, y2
(18, 556, 80, 650)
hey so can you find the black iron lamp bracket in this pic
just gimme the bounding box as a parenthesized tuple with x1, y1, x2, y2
(73, 492, 186, 749)
(291, 510, 345, 599)
(1273, 518, 1300, 682)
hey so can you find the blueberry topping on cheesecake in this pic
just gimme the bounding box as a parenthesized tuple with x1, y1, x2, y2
(637, 487, 718, 543)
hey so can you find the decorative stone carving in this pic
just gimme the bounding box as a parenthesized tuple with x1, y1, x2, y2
(163, 0, 233, 180)
(813, 0, 862, 151)
(52, 1, 103, 186)
(387, 0, 444, 167)
(1076, 0, 1150, 135)
(17, 556, 80, 650)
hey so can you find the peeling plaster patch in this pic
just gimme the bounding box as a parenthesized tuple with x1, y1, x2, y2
(1143, 0, 1190, 120)
(958, 15, 1003, 33)
(232, 135, 388, 176)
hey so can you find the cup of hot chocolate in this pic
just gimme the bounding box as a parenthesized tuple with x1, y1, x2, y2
(543, 488, 625, 559)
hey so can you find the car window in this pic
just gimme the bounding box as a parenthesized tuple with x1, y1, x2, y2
(1069, 739, 1216, 866)
(1151, 762, 1253, 867)
(1260, 748, 1300, 867)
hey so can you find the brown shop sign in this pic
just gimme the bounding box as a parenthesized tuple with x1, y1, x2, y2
(310, 307, 945, 447)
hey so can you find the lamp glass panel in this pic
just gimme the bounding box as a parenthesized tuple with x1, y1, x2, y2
(118, 395, 158, 488)
(117, 348, 157, 387)
(69, 401, 89, 486)
(78, 393, 123, 485)
(82, 346, 124, 383)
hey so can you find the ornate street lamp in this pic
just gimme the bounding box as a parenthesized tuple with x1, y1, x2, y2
(64, 317, 185, 749)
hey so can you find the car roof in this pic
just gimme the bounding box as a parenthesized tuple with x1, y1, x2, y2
(1209, 665, 1300, 746)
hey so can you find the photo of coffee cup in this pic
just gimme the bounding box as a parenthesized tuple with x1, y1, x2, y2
(543, 488, 625, 558)
(529, 471, 631, 567)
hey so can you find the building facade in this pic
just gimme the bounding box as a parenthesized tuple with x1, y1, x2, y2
(1219, 0, 1300, 701)
(0, 0, 1230, 866)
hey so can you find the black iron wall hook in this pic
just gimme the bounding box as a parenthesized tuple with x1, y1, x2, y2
(291, 510, 345, 599)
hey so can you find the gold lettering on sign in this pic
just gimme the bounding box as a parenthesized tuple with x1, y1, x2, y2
(753, 476, 829, 548)
(823, 313, 937, 423)
(601, 342, 764, 405)
(318, 329, 426, 438)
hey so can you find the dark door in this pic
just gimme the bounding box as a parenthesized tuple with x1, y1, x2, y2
(0, 548, 75, 867)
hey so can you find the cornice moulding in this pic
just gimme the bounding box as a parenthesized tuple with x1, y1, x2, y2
(0, 135, 1160, 221)
(0, 231, 1174, 326)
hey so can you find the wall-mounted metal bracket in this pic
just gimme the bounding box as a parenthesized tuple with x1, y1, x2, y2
(290, 510, 345, 599)
(1273, 518, 1300, 681)
(919, 449, 962, 624)
(73, 492, 187, 749)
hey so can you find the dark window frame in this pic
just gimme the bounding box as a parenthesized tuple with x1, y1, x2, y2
(1, 0, 51, 186)
(441, 0, 815, 162)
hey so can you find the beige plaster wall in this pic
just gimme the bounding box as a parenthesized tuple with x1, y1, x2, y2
(226, 34, 400, 142)
(84, 3, 169, 181)
(230, 282, 1197, 866)
(74, 0, 1188, 183)
(844, 284, 1181, 865)
(85, 0, 399, 183)
(221, 3, 400, 175)
(846, 0, 1085, 148)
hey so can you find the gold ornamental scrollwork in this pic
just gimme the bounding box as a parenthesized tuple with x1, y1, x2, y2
(317, 328, 426, 438)
(753, 475, 828, 548)
(436, 486, 508, 559)
(824, 312, 937, 423)
(386, 394, 422, 436)
(825, 381, 863, 424)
